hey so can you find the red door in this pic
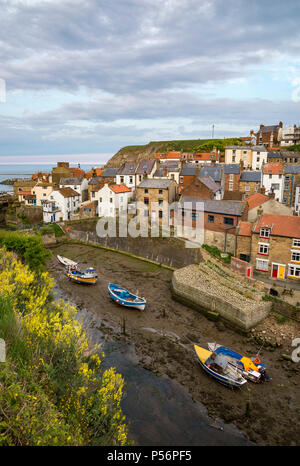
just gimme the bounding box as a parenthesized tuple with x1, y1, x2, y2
(272, 264, 278, 278)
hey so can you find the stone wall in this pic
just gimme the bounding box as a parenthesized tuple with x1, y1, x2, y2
(67, 229, 203, 269)
(171, 263, 271, 332)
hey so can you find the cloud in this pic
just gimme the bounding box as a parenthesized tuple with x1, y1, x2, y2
(0, 0, 300, 158)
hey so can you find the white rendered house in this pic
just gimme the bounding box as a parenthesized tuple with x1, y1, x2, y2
(262, 163, 284, 202)
(96, 183, 132, 217)
(59, 177, 88, 202)
(251, 146, 268, 171)
(43, 187, 80, 222)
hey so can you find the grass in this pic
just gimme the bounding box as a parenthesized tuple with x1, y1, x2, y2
(40, 223, 64, 237)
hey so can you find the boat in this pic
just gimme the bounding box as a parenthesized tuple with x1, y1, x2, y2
(194, 345, 247, 388)
(108, 283, 146, 310)
(57, 255, 78, 268)
(66, 267, 97, 285)
(207, 342, 270, 383)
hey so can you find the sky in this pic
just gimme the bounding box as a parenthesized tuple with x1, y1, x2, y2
(0, 0, 300, 165)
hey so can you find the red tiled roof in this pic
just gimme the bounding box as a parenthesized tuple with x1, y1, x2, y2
(243, 193, 269, 210)
(155, 151, 181, 159)
(85, 168, 104, 178)
(254, 214, 300, 238)
(109, 184, 131, 194)
(263, 163, 283, 175)
(193, 152, 216, 161)
(239, 221, 253, 237)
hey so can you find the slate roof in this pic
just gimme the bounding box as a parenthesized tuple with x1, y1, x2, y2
(138, 179, 173, 189)
(284, 164, 300, 174)
(100, 168, 118, 178)
(180, 163, 196, 176)
(60, 177, 83, 185)
(198, 166, 222, 182)
(198, 176, 221, 193)
(180, 198, 245, 216)
(267, 152, 283, 158)
(240, 171, 261, 182)
(136, 159, 155, 175)
(223, 164, 240, 174)
(117, 162, 137, 175)
(258, 125, 280, 133)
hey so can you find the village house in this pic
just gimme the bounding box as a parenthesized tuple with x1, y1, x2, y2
(85, 168, 104, 179)
(135, 159, 157, 186)
(179, 163, 197, 189)
(78, 200, 98, 219)
(281, 151, 300, 164)
(224, 146, 252, 168)
(180, 175, 222, 201)
(223, 164, 241, 193)
(116, 162, 137, 191)
(243, 192, 292, 222)
(99, 168, 118, 184)
(32, 182, 53, 206)
(267, 151, 283, 164)
(155, 151, 181, 162)
(251, 146, 268, 170)
(43, 187, 80, 222)
(175, 198, 248, 254)
(88, 176, 103, 201)
(262, 163, 284, 202)
(255, 122, 283, 147)
(250, 214, 300, 280)
(14, 180, 37, 202)
(189, 151, 220, 165)
(59, 177, 88, 203)
(136, 178, 177, 224)
(239, 171, 262, 198)
(153, 160, 180, 184)
(96, 183, 132, 217)
(282, 165, 300, 206)
(278, 124, 300, 146)
(32, 172, 52, 183)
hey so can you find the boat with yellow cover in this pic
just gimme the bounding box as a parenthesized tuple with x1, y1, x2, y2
(194, 345, 247, 388)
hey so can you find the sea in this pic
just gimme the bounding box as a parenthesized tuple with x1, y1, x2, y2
(0, 164, 99, 192)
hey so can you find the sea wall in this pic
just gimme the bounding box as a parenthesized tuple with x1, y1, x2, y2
(67, 229, 203, 269)
(171, 264, 271, 332)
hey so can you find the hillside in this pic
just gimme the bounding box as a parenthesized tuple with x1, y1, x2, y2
(104, 138, 244, 168)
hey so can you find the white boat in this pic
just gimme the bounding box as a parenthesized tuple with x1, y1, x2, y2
(57, 255, 78, 268)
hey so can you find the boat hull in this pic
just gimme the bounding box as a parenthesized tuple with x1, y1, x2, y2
(67, 272, 97, 285)
(57, 255, 77, 267)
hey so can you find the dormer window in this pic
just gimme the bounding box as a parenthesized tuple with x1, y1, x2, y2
(260, 227, 270, 238)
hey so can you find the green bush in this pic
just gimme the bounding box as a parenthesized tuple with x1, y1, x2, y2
(0, 231, 51, 272)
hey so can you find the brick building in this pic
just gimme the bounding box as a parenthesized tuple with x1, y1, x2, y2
(256, 122, 283, 147)
(239, 171, 261, 198)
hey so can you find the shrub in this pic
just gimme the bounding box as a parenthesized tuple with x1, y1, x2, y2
(0, 248, 129, 446)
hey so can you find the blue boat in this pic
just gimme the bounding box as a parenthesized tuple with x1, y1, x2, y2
(194, 345, 247, 388)
(108, 283, 146, 310)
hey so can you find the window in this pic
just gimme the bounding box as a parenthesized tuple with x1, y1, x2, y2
(92, 192, 95, 198)
(229, 182, 233, 191)
(229, 174, 234, 181)
(158, 199, 163, 206)
(256, 258, 269, 271)
(144, 209, 149, 217)
(180, 176, 183, 184)
(99, 197, 102, 202)
(159, 189, 163, 194)
(271, 183, 279, 191)
(224, 217, 234, 225)
(292, 239, 300, 247)
(291, 250, 300, 262)
(260, 227, 270, 238)
(144, 189, 148, 193)
(159, 210, 163, 219)
(288, 264, 300, 277)
(258, 243, 269, 255)
(139, 175, 142, 182)
(129, 176, 133, 183)
(144, 197, 149, 205)
(120, 176, 124, 183)
(232, 156, 236, 162)
(110, 198, 113, 203)
(208, 215, 214, 223)
(191, 212, 199, 220)
(245, 186, 250, 192)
